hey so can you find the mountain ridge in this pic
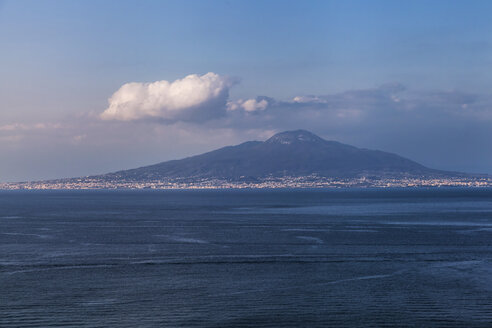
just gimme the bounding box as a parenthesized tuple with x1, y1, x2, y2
(101, 129, 458, 181)
(4, 129, 489, 189)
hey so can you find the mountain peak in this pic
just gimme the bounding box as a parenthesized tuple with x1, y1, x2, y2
(266, 130, 324, 145)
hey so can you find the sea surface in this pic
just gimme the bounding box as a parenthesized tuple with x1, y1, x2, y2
(1, 188, 492, 327)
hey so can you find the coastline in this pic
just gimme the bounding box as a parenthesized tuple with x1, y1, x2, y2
(1, 175, 491, 190)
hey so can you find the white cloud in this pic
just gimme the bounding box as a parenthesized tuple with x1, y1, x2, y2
(0, 122, 61, 132)
(292, 95, 325, 104)
(100, 72, 234, 122)
(227, 98, 269, 112)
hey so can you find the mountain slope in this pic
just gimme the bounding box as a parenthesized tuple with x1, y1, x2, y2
(102, 130, 449, 181)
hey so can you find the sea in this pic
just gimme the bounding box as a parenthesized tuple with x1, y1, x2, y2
(1, 188, 492, 327)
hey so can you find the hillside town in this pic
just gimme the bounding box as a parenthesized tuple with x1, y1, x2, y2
(1, 175, 491, 190)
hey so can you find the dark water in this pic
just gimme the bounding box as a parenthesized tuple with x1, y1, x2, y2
(1, 189, 492, 327)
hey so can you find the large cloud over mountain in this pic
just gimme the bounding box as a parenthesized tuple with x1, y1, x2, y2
(100, 73, 235, 122)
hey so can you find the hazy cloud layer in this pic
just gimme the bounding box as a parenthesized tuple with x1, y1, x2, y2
(100, 74, 490, 130)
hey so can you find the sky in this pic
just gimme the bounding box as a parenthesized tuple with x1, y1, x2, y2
(1, 0, 492, 182)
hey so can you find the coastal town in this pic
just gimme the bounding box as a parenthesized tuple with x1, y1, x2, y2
(1, 174, 491, 190)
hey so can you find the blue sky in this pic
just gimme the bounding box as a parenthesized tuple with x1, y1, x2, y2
(1, 0, 492, 181)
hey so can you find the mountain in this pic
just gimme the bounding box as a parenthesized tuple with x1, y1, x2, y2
(4, 129, 488, 189)
(101, 130, 453, 182)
